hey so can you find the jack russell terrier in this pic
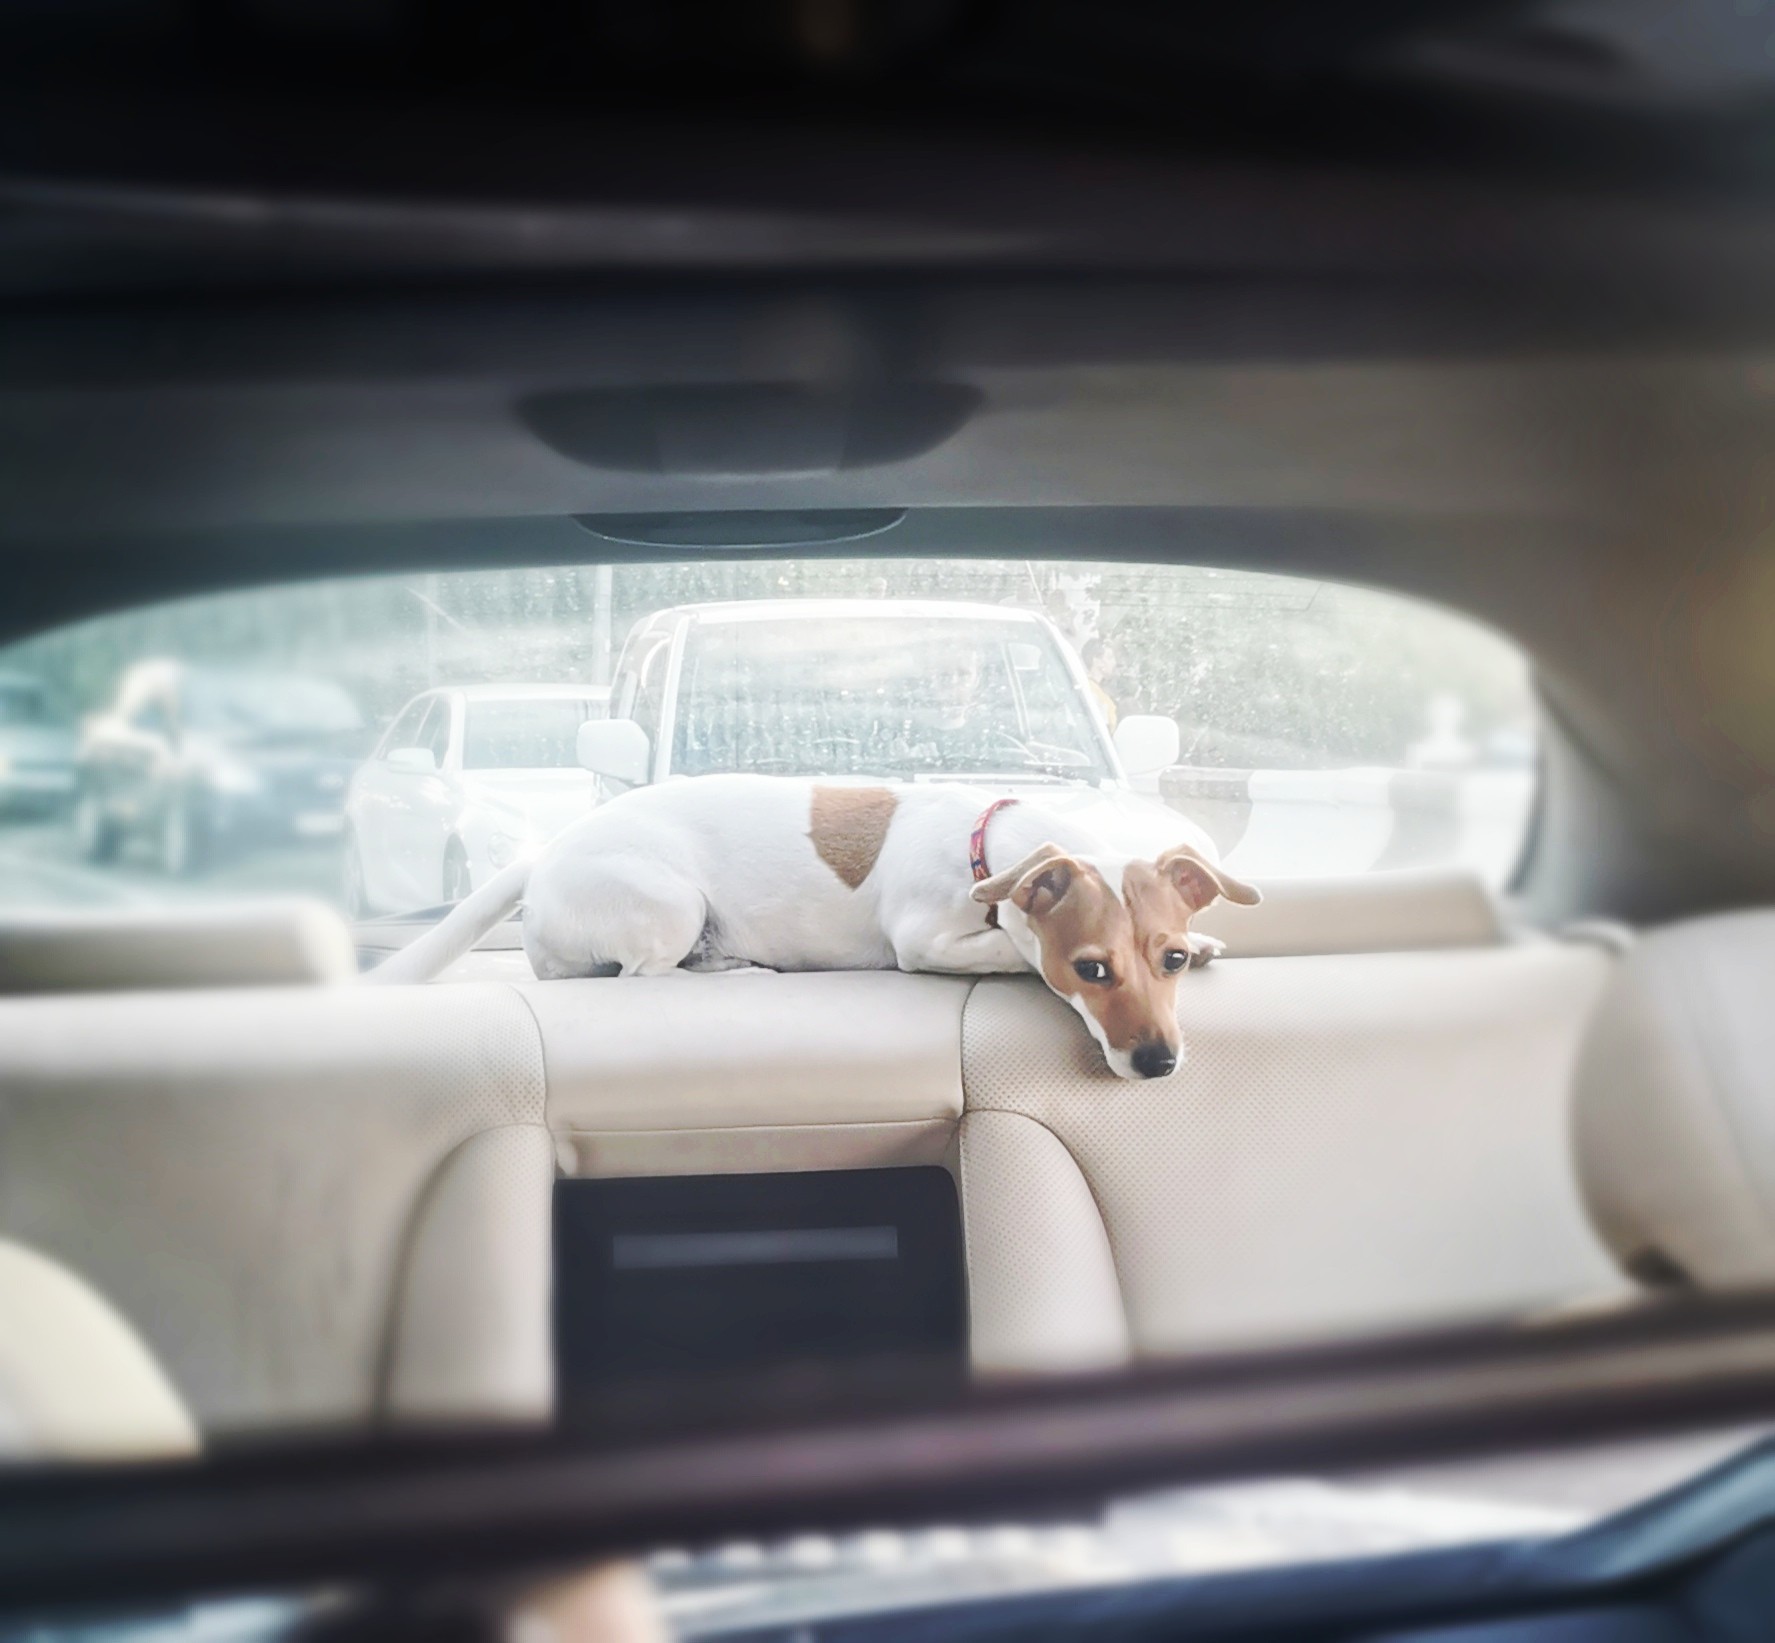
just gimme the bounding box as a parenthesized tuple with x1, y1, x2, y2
(369, 773, 1261, 1079)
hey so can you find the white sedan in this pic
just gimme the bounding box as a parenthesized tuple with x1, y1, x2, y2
(343, 683, 608, 915)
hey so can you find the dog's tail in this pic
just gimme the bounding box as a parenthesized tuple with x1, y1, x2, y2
(362, 860, 532, 986)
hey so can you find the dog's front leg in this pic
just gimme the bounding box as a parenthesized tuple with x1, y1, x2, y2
(1182, 930, 1225, 967)
(677, 954, 776, 974)
(620, 954, 697, 977)
(891, 915, 1025, 976)
(677, 922, 774, 973)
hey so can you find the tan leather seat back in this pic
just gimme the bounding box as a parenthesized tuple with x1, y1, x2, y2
(1574, 909, 1775, 1289)
(960, 945, 1624, 1373)
(0, 983, 553, 1434)
(0, 904, 1630, 1436)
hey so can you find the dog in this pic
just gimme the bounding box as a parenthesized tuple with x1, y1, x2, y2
(368, 774, 1261, 1079)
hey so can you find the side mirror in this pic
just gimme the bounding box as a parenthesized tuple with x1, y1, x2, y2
(386, 746, 438, 775)
(1114, 714, 1181, 778)
(578, 718, 651, 787)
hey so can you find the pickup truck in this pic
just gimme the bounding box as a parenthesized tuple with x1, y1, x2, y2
(575, 598, 1196, 855)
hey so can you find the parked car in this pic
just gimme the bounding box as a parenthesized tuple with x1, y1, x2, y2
(0, 670, 76, 817)
(577, 599, 1190, 853)
(344, 682, 610, 914)
(74, 661, 365, 874)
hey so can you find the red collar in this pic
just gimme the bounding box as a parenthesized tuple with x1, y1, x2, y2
(969, 796, 1020, 883)
(970, 797, 1019, 926)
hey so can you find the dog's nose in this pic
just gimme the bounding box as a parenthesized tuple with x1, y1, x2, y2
(1131, 1042, 1177, 1079)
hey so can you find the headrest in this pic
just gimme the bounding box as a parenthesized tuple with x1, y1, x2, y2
(1192, 867, 1503, 957)
(1573, 908, 1775, 1290)
(0, 898, 357, 994)
(0, 1240, 198, 1461)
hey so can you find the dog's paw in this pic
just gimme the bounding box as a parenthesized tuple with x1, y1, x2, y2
(1183, 932, 1225, 968)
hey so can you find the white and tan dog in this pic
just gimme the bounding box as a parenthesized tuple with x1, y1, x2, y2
(369, 773, 1260, 1079)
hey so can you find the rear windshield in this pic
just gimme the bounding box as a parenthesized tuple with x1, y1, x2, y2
(0, 558, 1536, 916)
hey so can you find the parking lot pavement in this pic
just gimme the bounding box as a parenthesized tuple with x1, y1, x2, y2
(0, 817, 345, 911)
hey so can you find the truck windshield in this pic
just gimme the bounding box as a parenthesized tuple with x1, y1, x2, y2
(670, 616, 1113, 782)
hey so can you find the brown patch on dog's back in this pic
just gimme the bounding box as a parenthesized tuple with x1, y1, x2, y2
(809, 786, 899, 889)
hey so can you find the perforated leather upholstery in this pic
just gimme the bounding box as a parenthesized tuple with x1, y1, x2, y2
(958, 1110, 1130, 1372)
(1574, 909, 1775, 1288)
(384, 1125, 556, 1423)
(960, 945, 1625, 1365)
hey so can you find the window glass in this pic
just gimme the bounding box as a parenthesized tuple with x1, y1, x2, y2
(0, 558, 1537, 915)
(626, 631, 672, 750)
(181, 670, 362, 741)
(379, 697, 431, 758)
(462, 698, 595, 770)
(419, 698, 451, 766)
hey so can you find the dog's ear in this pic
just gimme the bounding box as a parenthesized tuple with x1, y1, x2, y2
(1157, 843, 1262, 913)
(1011, 857, 1077, 917)
(970, 842, 1076, 915)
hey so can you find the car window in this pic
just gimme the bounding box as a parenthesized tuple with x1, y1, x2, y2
(419, 698, 451, 766)
(0, 558, 1538, 917)
(627, 631, 672, 752)
(182, 671, 362, 740)
(462, 699, 594, 770)
(379, 698, 431, 758)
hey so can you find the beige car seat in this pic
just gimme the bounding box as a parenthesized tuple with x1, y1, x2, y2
(962, 939, 1627, 1371)
(1574, 908, 1775, 1289)
(0, 1239, 199, 1461)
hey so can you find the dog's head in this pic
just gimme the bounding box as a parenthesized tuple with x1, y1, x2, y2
(971, 842, 1261, 1080)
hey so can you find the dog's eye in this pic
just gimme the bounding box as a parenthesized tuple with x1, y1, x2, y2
(1073, 959, 1112, 985)
(1162, 949, 1189, 973)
